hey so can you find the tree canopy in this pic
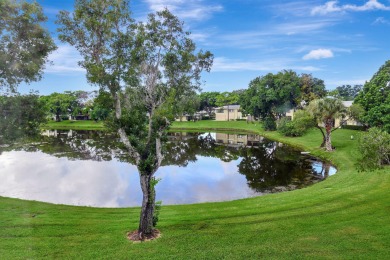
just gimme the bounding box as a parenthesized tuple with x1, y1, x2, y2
(0, 93, 46, 144)
(240, 70, 302, 120)
(0, 0, 56, 92)
(354, 60, 390, 132)
(328, 85, 362, 101)
(57, 0, 213, 240)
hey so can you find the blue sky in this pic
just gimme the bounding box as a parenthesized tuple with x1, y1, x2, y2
(20, 0, 390, 94)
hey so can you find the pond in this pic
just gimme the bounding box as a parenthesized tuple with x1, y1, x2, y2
(0, 130, 336, 207)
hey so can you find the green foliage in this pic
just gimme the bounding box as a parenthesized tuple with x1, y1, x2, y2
(40, 92, 79, 121)
(263, 116, 277, 131)
(0, 0, 56, 91)
(0, 93, 46, 143)
(240, 71, 326, 122)
(241, 70, 301, 119)
(341, 125, 366, 131)
(299, 74, 327, 105)
(306, 97, 346, 150)
(57, 2, 213, 236)
(90, 91, 113, 121)
(277, 110, 315, 137)
(307, 98, 346, 123)
(199, 91, 220, 116)
(174, 91, 200, 119)
(153, 201, 162, 227)
(357, 127, 390, 171)
(215, 91, 239, 107)
(354, 60, 390, 132)
(329, 85, 363, 101)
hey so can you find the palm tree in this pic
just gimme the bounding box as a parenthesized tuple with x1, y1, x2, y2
(307, 98, 346, 151)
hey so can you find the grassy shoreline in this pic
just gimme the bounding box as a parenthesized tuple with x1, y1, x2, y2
(43, 120, 105, 130)
(2, 120, 389, 259)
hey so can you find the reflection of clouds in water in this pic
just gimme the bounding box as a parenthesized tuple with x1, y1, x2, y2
(0, 151, 141, 207)
(1, 152, 253, 207)
(220, 159, 241, 175)
(0, 149, 329, 208)
(156, 156, 254, 205)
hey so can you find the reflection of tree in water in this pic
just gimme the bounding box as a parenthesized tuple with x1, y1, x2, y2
(1, 130, 331, 193)
(238, 142, 322, 193)
(163, 132, 240, 165)
(1, 130, 123, 162)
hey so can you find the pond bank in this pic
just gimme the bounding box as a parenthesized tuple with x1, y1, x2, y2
(3, 120, 389, 259)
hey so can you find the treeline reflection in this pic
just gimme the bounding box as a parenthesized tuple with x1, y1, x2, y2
(1, 130, 335, 194)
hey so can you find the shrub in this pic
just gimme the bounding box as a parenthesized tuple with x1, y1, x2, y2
(357, 127, 390, 171)
(341, 125, 366, 131)
(263, 116, 276, 131)
(277, 110, 315, 137)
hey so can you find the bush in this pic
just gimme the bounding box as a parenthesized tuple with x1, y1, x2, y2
(341, 125, 366, 131)
(277, 110, 315, 137)
(357, 127, 390, 171)
(263, 116, 276, 131)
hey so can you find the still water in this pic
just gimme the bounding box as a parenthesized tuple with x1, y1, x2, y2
(0, 130, 336, 207)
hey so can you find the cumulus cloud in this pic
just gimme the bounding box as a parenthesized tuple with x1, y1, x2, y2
(45, 44, 85, 74)
(311, 0, 390, 15)
(303, 49, 334, 60)
(143, 0, 223, 21)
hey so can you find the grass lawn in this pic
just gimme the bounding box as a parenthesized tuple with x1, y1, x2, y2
(2, 121, 389, 259)
(43, 120, 105, 130)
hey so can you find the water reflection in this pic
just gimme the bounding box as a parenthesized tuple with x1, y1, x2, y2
(0, 130, 336, 207)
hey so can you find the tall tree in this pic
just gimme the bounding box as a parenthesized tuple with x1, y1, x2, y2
(299, 74, 326, 105)
(329, 85, 363, 101)
(354, 60, 390, 132)
(57, 1, 213, 240)
(0, 0, 56, 92)
(240, 70, 301, 123)
(199, 91, 219, 117)
(306, 98, 346, 151)
(40, 92, 79, 121)
(175, 91, 200, 121)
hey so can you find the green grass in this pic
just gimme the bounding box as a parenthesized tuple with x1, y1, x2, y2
(2, 121, 390, 259)
(43, 120, 105, 130)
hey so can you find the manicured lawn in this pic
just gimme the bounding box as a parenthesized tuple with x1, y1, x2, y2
(43, 120, 105, 130)
(2, 121, 389, 259)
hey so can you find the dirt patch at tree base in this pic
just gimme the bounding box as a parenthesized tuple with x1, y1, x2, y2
(127, 229, 161, 242)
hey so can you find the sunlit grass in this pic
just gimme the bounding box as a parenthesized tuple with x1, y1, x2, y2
(2, 121, 389, 259)
(43, 120, 105, 130)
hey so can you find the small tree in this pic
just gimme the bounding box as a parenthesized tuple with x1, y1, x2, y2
(306, 98, 346, 151)
(357, 127, 390, 171)
(0, 0, 56, 92)
(57, 1, 213, 240)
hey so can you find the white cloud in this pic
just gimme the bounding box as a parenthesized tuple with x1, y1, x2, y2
(45, 44, 85, 74)
(212, 57, 321, 72)
(303, 49, 334, 60)
(373, 17, 390, 25)
(143, 0, 223, 21)
(311, 0, 390, 15)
